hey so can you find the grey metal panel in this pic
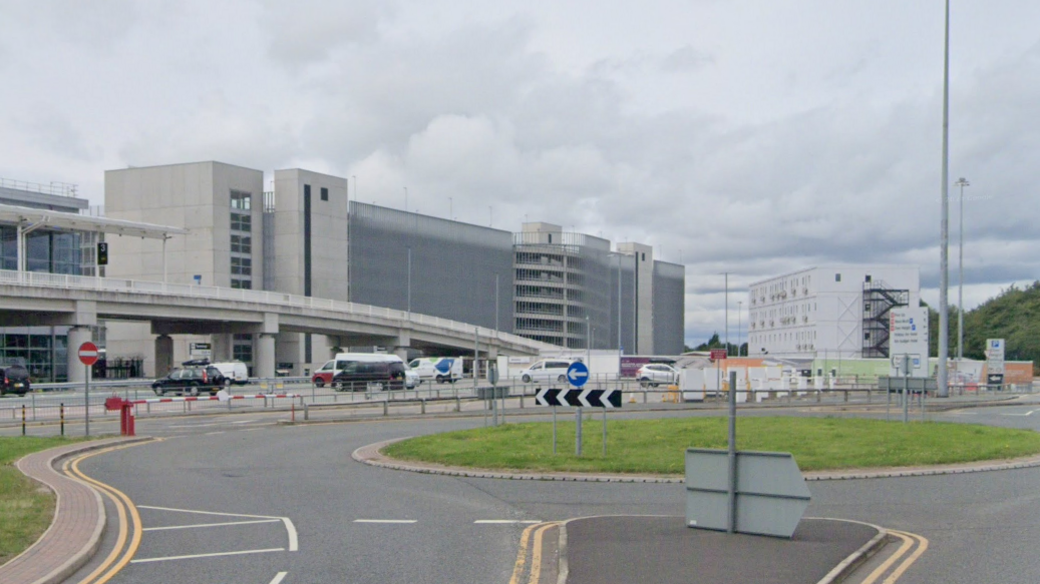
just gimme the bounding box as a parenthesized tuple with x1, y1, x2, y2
(685, 449, 811, 538)
(653, 260, 685, 354)
(610, 254, 636, 354)
(262, 208, 275, 291)
(348, 202, 513, 332)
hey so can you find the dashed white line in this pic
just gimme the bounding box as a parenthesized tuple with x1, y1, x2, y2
(354, 519, 417, 524)
(130, 548, 285, 563)
(269, 572, 288, 584)
(205, 431, 226, 436)
(143, 518, 280, 531)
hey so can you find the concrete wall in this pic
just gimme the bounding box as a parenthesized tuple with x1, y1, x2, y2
(104, 161, 264, 287)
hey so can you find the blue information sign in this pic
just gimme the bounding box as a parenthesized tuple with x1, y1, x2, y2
(566, 362, 590, 388)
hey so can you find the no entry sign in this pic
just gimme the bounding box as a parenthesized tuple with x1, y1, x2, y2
(78, 342, 100, 366)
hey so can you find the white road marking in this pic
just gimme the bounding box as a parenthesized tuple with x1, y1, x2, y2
(143, 519, 280, 531)
(354, 519, 417, 524)
(474, 520, 542, 524)
(130, 548, 285, 563)
(282, 517, 299, 551)
(1002, 409, 1040, 416)
(166, 423, 229, 429)
(269, 572, 288, 584)
(205, 431, 226, 436)
(138, 505, 298, 551)
(231, 419, 257, 424)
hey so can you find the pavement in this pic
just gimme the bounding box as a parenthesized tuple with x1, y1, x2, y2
(0, 437, 151, 584)
(4, 391, 1038, 584)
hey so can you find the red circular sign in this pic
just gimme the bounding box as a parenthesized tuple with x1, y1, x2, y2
(78, 342, 100, 366)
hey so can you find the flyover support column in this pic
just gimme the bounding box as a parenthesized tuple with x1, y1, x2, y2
(393, 331, 411, 363)
(257, 334, 276, 380)
(67, 326, 92, 384)
(154, 334, 174, 377)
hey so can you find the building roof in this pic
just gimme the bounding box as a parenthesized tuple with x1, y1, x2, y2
(0, 203, 188, 240)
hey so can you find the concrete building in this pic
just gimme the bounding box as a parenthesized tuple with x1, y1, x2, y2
(747, 265, 920, 360)
(101, 160, 687, 375)
(512, 224, 686, 355)
(104, 162, 266, 373)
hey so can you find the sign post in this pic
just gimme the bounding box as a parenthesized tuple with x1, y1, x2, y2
(78, 342, 99, 436)
(986, 339, 1005, 390)
(567, 362, 590, 456)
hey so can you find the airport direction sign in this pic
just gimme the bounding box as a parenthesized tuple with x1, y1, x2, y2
(78, 342, 100, 366)
(888, 307, 929, 376)
(536, 387, 621, 408)
(566, 361, 590, 387)
(986, 338, 1006, 375)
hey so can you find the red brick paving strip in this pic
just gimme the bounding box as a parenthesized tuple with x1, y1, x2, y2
(0, 437, 149, 584)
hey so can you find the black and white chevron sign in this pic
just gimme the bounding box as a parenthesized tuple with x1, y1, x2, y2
(535, 388, 621, 408)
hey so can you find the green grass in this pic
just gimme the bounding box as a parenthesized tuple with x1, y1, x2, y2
(384, 417, 1040, 475)
(0, 436, 90, 565)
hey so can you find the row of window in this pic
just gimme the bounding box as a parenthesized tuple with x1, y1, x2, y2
(231, 234, 252, 254)
(231, 212, 252, 233)
(231, 256, 252, 276)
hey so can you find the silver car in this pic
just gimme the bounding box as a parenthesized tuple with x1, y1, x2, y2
(636, 364, 678, 387)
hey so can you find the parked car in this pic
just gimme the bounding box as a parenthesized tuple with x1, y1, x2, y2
(0, 363, 31, 396)
(152, 366, 226, 396)
(519, 359, 574, 384)
(331, 354, 407, 392)
(636, 363, 679, 387)
(404, 367, 420, 389)
(311, 359, 339, 388)
(211, 361, 249, 386)
(408, 357, 464, 384)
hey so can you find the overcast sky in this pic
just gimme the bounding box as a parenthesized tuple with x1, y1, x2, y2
(2, 1, 1038, 346)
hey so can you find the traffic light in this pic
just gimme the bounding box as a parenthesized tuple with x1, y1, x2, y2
(97, 242, 108, 266)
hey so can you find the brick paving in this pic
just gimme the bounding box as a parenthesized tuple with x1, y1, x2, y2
(0, 437, 144, 584)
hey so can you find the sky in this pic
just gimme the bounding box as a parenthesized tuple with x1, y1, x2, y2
(2, 0, 1038, 347)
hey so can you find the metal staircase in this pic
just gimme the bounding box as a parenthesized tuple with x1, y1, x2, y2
(862, 280, 909, 358)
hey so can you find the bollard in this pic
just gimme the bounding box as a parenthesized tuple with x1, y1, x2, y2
(844, 389, 849, 402)
(421, 399, 426, 415)
(383, 401, 388, 416)
(60, 403, 65, 436)
(304, 403, 310, 421)
(22, 404, 26, 436)
(291, 401, 295, 423)
(455, 394, 461, 412)
(643, 391, 648, 404)
(520, 394, 524, 409)
(816, 389, 821, 403)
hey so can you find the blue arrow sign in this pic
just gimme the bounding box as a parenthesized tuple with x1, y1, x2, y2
(567, 362, 589, 388)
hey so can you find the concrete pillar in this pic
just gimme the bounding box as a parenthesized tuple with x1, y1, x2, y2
(154, 334, 174, 377)
(257, 334, 276, 379)
(393, 346, 410, 361)
(67, 326, 92, 384)
(212, 333, 233, 362)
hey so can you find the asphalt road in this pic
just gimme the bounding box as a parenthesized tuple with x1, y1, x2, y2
(45, 394, 1040, 583)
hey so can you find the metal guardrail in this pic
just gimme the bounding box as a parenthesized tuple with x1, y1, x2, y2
(0, 269, 554, 352)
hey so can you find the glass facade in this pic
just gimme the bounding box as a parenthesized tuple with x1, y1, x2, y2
(0, 327, 69, 382)
(0, 226, 82, 274)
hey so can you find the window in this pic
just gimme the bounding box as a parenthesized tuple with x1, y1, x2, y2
(231, 279, 252, 289)
(231, 235, 252, 254)
(230, 190, 252, 210)
(865, 274, 872, 283)
(231, 213, 252, 232)
(231, 257, 252, 276)
(835, 273, 841, 282)
(320, 187, 328, 201)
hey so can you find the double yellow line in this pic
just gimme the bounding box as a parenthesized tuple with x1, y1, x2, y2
(860, 529, 929, 584)
(509, 522, 558, 584)
(64, 440, 156, 584)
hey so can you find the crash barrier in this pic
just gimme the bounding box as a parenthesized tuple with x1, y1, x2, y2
(104, 393, 304, 436)
(6, 379, 1039, 435)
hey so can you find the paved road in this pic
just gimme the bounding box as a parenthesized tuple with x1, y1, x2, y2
(49, 395, 1040, 583)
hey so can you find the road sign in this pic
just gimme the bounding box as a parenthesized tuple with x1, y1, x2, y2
(686, 449, 811, 538)
(709, 349, 727, 361)
(888, 307, 929, 376)
(535, 388, 621, 408)
(566, 361, 590, 387)
(986, 338, 1005, 375)
(78, 342, 99, 366)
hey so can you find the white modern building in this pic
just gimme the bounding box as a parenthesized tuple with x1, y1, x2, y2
(747, 266, 920, 360)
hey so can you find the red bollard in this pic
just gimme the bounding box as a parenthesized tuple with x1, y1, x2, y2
(122, 403, 135, 437)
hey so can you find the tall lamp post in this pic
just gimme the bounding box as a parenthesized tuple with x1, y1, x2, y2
(956, 177, 969, 360)
(937, 0, 952, 398)
(737, 301, 742, 357)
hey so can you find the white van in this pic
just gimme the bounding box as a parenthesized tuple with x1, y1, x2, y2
(519, 359, 575, 383)
(408, 357, 464, 384)
(211, 361, 249, 386)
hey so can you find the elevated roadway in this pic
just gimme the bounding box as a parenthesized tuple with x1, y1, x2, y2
(0, 269, 554, 380)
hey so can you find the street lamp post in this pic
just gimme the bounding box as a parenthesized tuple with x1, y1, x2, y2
(956, 177, 969, 361)
(938, 0, 952, 398)
(737, 300, 742, 357)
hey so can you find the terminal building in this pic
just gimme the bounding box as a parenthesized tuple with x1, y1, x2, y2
(98, 160, 686, 376)
(746, 265, 920, 360)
